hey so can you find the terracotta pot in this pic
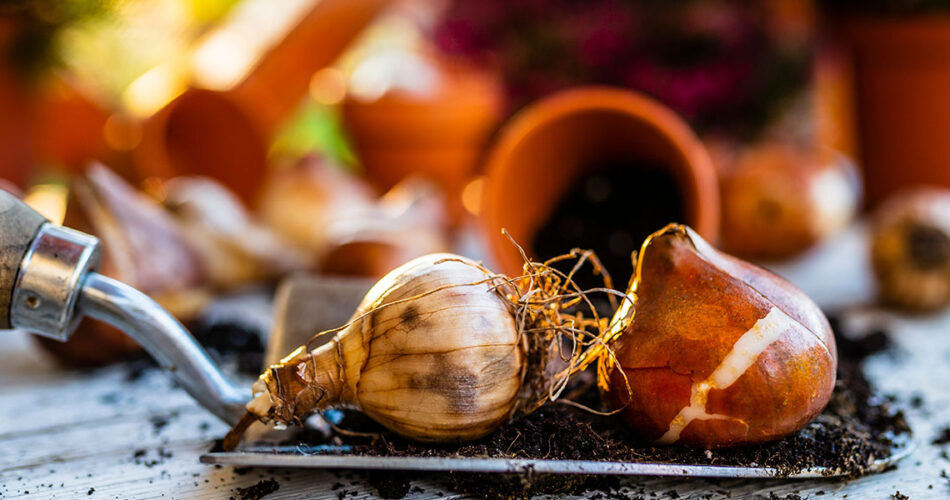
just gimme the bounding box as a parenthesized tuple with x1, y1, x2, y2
(480, 87, 719, 278)
(135, 0, 390, 203)
(0, 66, 33, 187)
(342, 56, 504, 222)
(0, 19, 114, 185)
(136, 89, 268, 203)
(0, 17, 34, 188)
(34, 77, 110, 171)
(840, 15, 950, 208)
(814, 41, 858, 160)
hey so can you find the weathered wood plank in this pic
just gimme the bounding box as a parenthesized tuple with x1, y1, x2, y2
(0, 365, 205, 438)
(0, 440, 465, 500)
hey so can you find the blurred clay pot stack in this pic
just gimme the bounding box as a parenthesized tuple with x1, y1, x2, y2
(0, 16, 111, 187)
(135, 0, 391, 203)
(342, 51, 504, 223)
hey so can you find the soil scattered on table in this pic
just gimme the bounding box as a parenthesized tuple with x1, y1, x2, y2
(933, 427, 950, 446)
(149, 412, 177, 435)
(131, 447, 173, 468)
(365, 471, 412, 499)
(825, 315, 892, 360)
(234, 478, 279, 500)
(193, 321, 265, 375)
(122, 358, 157, 382)
(342, 358, 903, 497)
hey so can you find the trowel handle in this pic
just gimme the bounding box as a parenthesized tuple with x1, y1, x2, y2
(0, 190, 51, 330)
(0, 190, 247, 424)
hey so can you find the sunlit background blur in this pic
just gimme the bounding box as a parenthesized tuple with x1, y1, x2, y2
(2, 0, 950, 364)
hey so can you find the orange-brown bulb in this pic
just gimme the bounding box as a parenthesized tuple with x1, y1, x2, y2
(605, 224, 837, 447)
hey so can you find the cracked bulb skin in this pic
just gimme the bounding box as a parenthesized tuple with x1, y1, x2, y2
(606, 225, 836, 448)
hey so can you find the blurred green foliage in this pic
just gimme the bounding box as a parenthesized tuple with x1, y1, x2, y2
(270, 99, 357, 170)
(0, 0, 113, 79)
(436, 0, 813, 141)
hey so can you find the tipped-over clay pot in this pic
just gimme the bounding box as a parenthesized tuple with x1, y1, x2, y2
(480, 87, 719, 277)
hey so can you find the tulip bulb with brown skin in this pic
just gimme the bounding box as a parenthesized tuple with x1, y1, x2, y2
(871, 189, 950, 311)
(604, 224, 837, 448)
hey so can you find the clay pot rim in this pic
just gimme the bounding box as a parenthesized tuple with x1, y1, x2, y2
(342, 93, 501, 114)
(480, 85, 719, 277)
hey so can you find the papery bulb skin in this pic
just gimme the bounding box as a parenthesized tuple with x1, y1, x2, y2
(319, 176, 450, 279)
(250, 253, 525, 442)
(606, 224, 836, 448)
(161, 175, 311, 287)
(256, 155, 376, 257)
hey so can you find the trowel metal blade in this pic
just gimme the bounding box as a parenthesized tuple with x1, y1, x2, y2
(201, 433, 914, 479)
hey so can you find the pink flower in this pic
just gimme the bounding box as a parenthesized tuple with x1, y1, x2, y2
(434, 0, 811, 134)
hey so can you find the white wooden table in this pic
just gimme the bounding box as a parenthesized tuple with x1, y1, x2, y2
(1, 224, 949, 499)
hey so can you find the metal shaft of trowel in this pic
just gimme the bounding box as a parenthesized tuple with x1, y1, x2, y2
(9, 220, 247, 425)
(78, 273, 248, 423)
